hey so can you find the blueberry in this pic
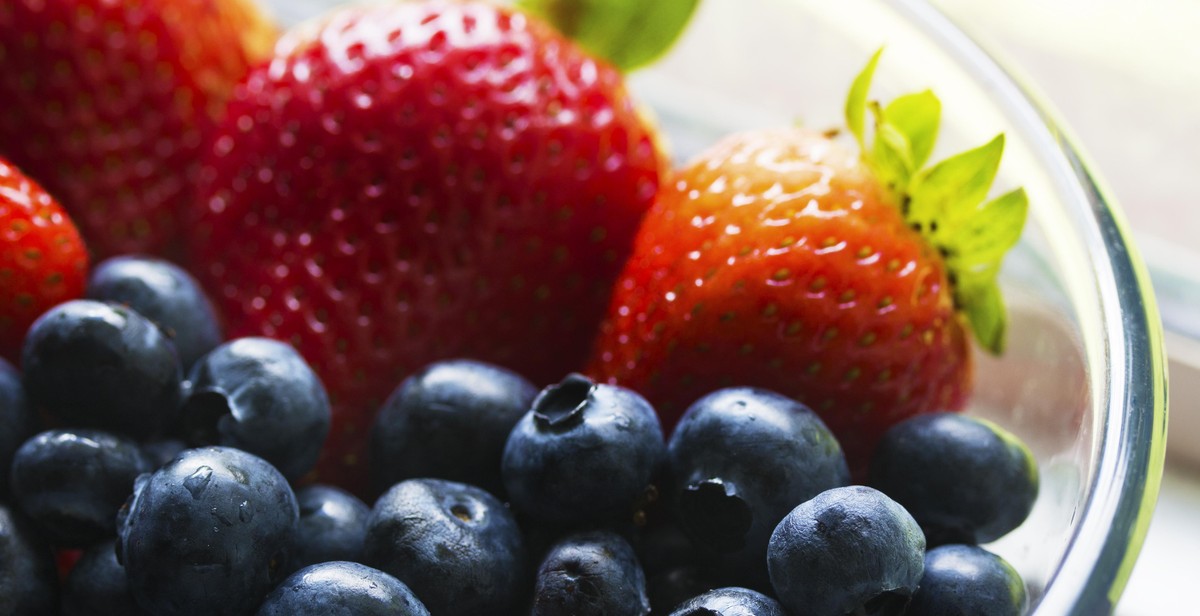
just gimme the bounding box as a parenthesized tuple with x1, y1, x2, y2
(371, 359, 537, 497)
(667, 388, 849, 587)
(10, 429, 151, 546)
(0, 503, 57, 615)
(256, 561, 430, 616)
(767, 486, 925, 616)
(364, 478, 526, 616)
(62, 540, 150, 616)
(181, 338, 331, 481)
(0, 357, 35, 499)
(869, 413, 1039, 545)
(117, 446, 298, 616)
(668, 587, 787, 616)
(531, 530, 650, 616)
(21, 300, 183, 439)
(288, 485, 370, 574)
(502, 373, 665, 525)
(908, 545, 1028, 616)
(87, 255, 223, 370)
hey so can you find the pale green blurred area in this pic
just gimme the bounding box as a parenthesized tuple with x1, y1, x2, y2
(929, 2, 1200, 614)
(931, 0, 1199, 250)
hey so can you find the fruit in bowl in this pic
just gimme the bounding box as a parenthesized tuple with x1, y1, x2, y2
(0, 0, 1166, 614)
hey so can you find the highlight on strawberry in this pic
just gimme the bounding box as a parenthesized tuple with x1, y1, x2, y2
(189, 0, 672, 492)
(0, 158, 88, 362)
(588, 49, 1028, 476)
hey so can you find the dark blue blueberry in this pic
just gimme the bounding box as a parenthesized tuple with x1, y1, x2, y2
(10, 429, 151, 546)
(667, 388, 849, 587)
(668, 587, 787, 616)
(502, 373, 665, 525)
(256, 561, 430, 616)
(21, 300, 183, 439)
(869, 413, 1039, 545)
(531, 530, 650, 616)
(767, 486, 925, 616)
(648, 565, 712, 615)
(62, 539, 151, 616)
(0, 503, 57, 615)
(287, 485, 370, 574)
(117, 446, 298, 616)
(370, 359, 537, 497)
(181, 338, 331, 481)
(87, 255, 223, 370)
(364, 478, 526, 616)
(908, 545, 1028, 616)
(1, 357, 35, 499)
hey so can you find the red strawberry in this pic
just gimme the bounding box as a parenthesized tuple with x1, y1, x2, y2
(0, 0, 277, 258)
(0, 158, 89, 362)
(587, 51, 1027, 475)
(190, 1, 665, 492)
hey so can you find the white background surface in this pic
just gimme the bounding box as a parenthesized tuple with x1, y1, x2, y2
(929, 2, 1200, 614)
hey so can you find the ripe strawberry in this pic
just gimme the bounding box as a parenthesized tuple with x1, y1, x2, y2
(587, 51, 1027, 475)
(0, 0, 276, 258)
(0, 158, 89, 362)
(190, 2, 665, 492)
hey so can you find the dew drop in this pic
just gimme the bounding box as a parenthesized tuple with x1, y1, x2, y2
(184, 466, 214, 499)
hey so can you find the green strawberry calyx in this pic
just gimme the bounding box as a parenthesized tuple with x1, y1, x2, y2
(845, 49, 1028, 355)
(516, 0, 700, 71)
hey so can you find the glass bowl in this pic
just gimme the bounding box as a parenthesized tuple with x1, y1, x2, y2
(267, 0, 1168, 613)
(628, 2, 1167, 613)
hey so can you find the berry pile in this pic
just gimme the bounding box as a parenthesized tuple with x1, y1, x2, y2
(0, 291, 1039, 614)
(0, 0, 1043, 613)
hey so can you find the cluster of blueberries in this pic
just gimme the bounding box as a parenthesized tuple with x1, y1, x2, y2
(0, 256, 1039, 616)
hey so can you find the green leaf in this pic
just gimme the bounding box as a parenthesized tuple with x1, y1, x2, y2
(845, 48, 883, 150)
(867, 103, 914, 192)
(883, 90, 941, 169)
(908, 133, 1005, 227)
(944, 188, 1028, 265)
(958, 276, 1007, 354)
(517, 0, 700, 72)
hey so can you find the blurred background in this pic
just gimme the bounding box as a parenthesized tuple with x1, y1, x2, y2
(927, 1, 1200, 614)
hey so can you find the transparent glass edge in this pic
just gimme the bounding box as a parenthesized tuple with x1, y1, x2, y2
(1057, 143, 1169, 612)
(994, 40, 1168, 613)
(886, 1, 1169, 613)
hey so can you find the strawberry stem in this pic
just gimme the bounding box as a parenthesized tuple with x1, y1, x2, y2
(844, 50, 1028, 355)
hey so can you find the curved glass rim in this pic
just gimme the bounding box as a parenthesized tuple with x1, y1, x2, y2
(888, 1, 1169, 613)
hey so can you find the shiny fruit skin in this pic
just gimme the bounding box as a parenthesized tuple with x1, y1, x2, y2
(191, 2, 664, 492)
(0, 158, 88, 362)
(588, 128, 970, 475)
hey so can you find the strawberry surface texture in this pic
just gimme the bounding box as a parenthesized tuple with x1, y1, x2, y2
(191, 1, 665, 491)
(0, 0, 277, 258)
(0, 158, 88, 363)
(588, 128, 972, 475)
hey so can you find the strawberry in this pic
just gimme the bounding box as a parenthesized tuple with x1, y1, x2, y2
(587, 50, 1028, 475)
(0, 0, 276, 258)
(0, 158, 89, 362)
(190, 1, 665, 492)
